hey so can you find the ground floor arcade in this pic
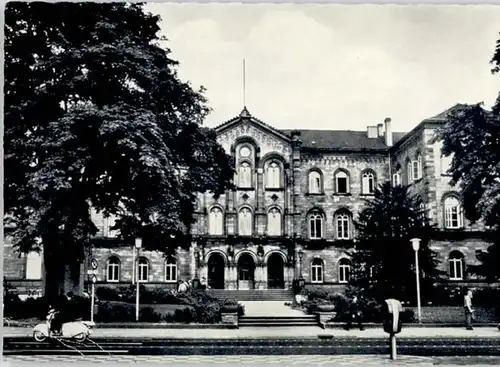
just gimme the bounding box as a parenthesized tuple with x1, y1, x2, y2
(199, 250, 295, 290)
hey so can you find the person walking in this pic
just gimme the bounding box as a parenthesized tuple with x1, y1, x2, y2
(464, 289, 474, 330)
(346, 295, 364, 331)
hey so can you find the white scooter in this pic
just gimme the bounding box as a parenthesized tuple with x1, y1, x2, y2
(33, 309, 95, 342)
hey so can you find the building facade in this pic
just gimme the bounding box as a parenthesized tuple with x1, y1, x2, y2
(4, 104, 492, 297)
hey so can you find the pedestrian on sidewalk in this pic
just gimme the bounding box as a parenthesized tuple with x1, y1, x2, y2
(346, 295, 364, 331)
(464, 289, 474, 330)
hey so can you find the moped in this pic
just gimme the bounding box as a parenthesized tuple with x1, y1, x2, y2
(33, 309, 95, 342)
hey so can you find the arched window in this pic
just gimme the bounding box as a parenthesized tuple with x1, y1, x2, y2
(311, 258, 324, 283)
(25, 251, 42, 280)
(335, 212, 351, 240)
(308, 211, 324, 239)
(267, 207, 282, 236)
(362, 171, 375, 194)
(165, 257, 177, 282)
(238, 161, 252, 188)
(138, 257, 149, 282)
(107, 257, 120, 282)
(208, 207, 224, 235)
(338, 258, 351, 283)
(266, 161, 281, 189)
(308, 170, 322, 194)
(335, 170, 349, 194)
(449, 251, 464, 280)
(444, 196, 463, 229)
(238, 207, 253, 236)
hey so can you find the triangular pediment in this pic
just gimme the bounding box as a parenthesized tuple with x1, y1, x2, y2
(215, 107, 292, 157)
(215, 107, 291, 143)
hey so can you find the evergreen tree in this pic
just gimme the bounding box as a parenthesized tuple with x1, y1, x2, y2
(347, 183, 442, 304)
(5, 2, 234, 301)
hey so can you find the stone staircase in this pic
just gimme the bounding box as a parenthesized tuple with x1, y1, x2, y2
(207, 289, 294, 302)
(238, 315, 318, 327)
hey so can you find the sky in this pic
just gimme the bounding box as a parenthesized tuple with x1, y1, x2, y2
(145, 3, 500, 133)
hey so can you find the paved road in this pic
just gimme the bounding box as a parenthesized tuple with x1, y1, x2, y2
(5, 354, 500, 364)
(5, 326, 500, 339)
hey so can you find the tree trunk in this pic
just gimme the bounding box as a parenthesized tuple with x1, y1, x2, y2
(42, 242, 65, 303)
(42, 235, 83, 302)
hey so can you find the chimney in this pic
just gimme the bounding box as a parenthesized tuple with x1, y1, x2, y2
(384, 117, 393, 147)
(367, 126, 378, 138)
(377, 123, 384, 137)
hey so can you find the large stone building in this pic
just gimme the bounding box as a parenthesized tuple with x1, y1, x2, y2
(4, 104, 492, 297)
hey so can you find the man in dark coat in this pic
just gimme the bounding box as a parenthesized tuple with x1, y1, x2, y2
(346, 295, 364, 331)
(50, 292, 75, 335)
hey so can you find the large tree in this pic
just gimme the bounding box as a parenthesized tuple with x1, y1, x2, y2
(432, 34, 500, 281)
(5, 2, 234, 301)
(347, 183, 442, 304)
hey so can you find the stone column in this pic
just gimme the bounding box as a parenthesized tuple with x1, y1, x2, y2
(227, 262, 238, 290)
(224, 266, 231, 290)
(200, 265, 208, 281)
(189, 243, 197, 279)
(260, 264, 267, 290)
(256, 168, 264, 211)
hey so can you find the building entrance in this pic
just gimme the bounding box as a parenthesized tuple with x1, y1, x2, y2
(207, 253, 225, 289)
(267, 253, 285, 289)
(237, 253, 255, 290)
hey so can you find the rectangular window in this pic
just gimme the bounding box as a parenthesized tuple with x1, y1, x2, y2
(445, 207, 461, 228)
(337, 177, 347, 193)
(311, 267, 323, 283)
(392, 173, 401, 186)
(412, 160, 420, 180)
(449, 259, 463, 280)
(165, 266, 177, 282)
(310, 220, 322, 239)
(339, 266, 350, 283)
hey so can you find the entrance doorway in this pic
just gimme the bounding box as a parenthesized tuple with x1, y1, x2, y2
(207, 253, 225, 289)
(237, 253, 255, 290)
(267, 253, 285, 289)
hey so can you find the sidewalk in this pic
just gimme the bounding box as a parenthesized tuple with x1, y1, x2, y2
(4, 326, 500, 339)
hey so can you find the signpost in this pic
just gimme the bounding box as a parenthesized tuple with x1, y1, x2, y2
(88, 259, 98, 323)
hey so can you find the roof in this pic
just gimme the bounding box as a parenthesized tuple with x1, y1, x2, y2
(280, 129, 407, 151)
(215, 105, 463, 152)
(425, 103, 468, 122)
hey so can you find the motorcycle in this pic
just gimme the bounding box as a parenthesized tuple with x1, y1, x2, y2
(33, 309, 95, 342)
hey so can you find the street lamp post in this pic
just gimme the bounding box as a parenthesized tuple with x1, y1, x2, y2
(410, 238, 422, 323)
(135, 238, 142, 322)
(298, 248, 305, 288)
(91, 275, 97, 322)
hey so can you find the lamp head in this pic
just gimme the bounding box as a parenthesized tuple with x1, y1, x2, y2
(135, 238, 142, 249)
(410, 238, 421, 252)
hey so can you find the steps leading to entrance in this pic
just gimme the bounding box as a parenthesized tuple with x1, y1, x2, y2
(238, 316, 318, 327)
(207, 289, 294, 302)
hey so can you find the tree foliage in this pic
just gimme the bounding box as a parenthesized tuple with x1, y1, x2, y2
(431, 34, 500, 281)
(5, 2, 234, 299)
(347, 182, 442, 303)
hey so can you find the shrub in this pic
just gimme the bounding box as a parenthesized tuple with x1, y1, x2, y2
(194, 302, 221, 324)
(140, 307, 162, 322)
(94, 287, 240, 324)
(95, 286, 123, 302)
(400, 309, 415, 323)
(95, 301, 135, 322)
